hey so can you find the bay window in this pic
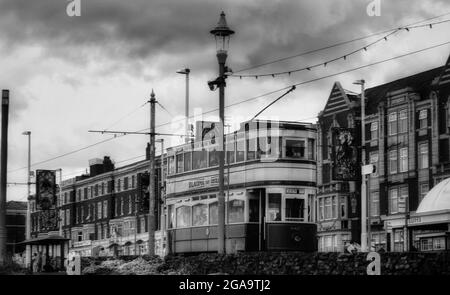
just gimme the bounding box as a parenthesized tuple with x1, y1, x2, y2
(285, 139, 305, 158)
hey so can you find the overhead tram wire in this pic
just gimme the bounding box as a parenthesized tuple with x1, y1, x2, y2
(229, 18, 450, 79)
(102, 101, 148, 132)
(232, 11, 450, 74)
(245, 40, 450, 120)
(8, 40, 450, 174)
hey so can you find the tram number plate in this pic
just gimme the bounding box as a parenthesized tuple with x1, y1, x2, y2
(286, 188, 305, 194)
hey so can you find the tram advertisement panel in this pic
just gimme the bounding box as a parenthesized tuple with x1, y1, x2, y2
(331, 127, 357, 181)
(36, 169, 57, 210)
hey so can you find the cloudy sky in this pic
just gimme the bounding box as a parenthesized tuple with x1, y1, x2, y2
(1, 0, 450, 202)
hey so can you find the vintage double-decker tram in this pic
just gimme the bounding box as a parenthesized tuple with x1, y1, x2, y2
(165, 120, 318, 253)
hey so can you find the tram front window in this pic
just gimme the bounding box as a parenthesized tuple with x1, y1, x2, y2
(227, 200, 245, 223)
(285, 140, 305, 158)
(268, 194, 281, 221)
(285, 198, 304, 221)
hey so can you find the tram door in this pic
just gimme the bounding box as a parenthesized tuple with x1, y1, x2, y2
(246, 188, 265, 251)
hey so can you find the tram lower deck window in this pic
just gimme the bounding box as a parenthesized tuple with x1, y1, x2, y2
(176, 206, 191, 228)
(268, 194, 281, 221)
(227, 200, 245, 223)
(192, 204, 208, 226)
(285, 198, 304, 221)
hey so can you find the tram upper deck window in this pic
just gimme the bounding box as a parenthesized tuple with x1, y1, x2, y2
(209, 202, 218, 225)
(285, 139, 305, 158)
(176, 206, 191, 228)
(227, 200, 245, 223)
(285, 198, 305, 221)
(184, 151, 192, 172)
(247, 137, 256, 160)
(236, 139, 245, 162)
(176, 153, 184, 173)
(192, 204, 208, 226)
(168, 156, 175, 175)
(209, 147, 220, 167)
(268, 194, 281, 221)
(226, 138, 235, 164)
(193, 150, 207, 170)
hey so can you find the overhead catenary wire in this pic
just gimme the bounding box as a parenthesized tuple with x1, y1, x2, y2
(102, 101, 148, 132)
(8, 39, 450, 175)
(229, 19, 450, 79)
(232, 12, 450, 74)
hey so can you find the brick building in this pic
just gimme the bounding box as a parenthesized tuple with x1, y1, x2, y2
(316, 52, 450, 252)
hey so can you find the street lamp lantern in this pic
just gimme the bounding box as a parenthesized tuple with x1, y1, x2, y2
(210, 11, 235, 53)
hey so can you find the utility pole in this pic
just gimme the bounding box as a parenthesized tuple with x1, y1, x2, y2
(148, 90, 156, 256)
(22, 131, 31, 267)
(176, 68, 190, 143)
(0, 90, 10, 264)
(58, 168, 63, 236)
(354, 79, 368, 252)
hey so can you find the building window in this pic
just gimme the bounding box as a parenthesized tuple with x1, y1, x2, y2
(419, 109, 428, 129)
(117, 179, 121, 192)
(399, 148, 408, 172)
(389, 188, 398, 214)
(103, 200, 108, 219)
(84, 188, 88, 200)
(65, 209, 70, 226)
(319, 198, 324, 221)
(388, 112, 397, 135)
(268, 194, 281, 221)
(419, 183, 429, 204)
(94, 184, 98, 197)
(389, 149, 398, 174)
(420, 238, 433, 251)
(370, 152, 379, 177)
(398, 109, 408, 133)
(176, 206, 191, 228)
(176, 153, 184, 173)
(227, 199, 245, 223)
(324, 197, 332, 220)
(128, 195, 132, 214)
(140, 217, 146, 233)
(131, 176, 135, 189)
(285, 139, 305, 158)
(97, 202, 102, 220)
(419, 143, 429, 169)
(433, 237, 445, 250)
(332, 196, 337, 219)
(120, 198, 124, 216)
(226, 140, 236, 164)
(371, 122, 378, 140)
(168, 156, 175, 174)
(246, 137, 256, 160)
(124, 177, 129, 190)
(340, 196, 347, 219)
(101, 183, 105, 195)
(370, 192, 379, 217)
(308, 138, 315, 160)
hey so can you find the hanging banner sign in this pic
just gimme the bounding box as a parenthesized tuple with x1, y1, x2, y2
(36, 169, 57, 210)
(331, 127, 358, 181)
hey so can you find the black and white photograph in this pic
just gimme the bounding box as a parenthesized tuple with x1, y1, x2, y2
(0, 0, 450, 288)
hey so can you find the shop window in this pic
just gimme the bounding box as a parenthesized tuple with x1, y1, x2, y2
(285, 139, 305, 158)
(184, 152, 192, 172)
(285, 198, 304, 221)
(209, 202, 218, 225)
(268, 194, 281, 221)
(192, 204, 208, 226)
(176, 206, 191, 228)
(227, 199, 245, 223)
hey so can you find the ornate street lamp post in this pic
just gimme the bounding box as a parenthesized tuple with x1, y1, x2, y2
(209, 12, 234, 254)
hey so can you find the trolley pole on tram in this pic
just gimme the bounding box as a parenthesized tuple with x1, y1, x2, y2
(0, 90, 10, 265)
(209, 12, 234, 254)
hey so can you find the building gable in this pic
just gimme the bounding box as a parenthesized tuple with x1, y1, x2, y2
(322, 82, 352, 118)
(436, 55, 450, 87)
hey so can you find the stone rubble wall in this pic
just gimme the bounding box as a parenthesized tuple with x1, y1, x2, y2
(81, 252, 450, 275)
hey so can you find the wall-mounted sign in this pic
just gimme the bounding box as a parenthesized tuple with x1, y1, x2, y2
(286, 188, 306, 194)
